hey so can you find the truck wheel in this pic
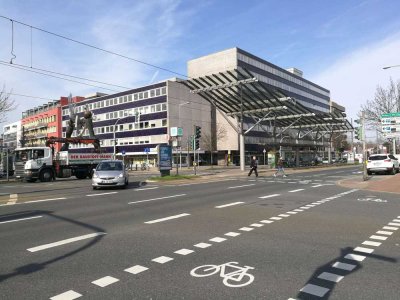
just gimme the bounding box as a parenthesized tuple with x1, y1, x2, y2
(40, 169, 53, 182)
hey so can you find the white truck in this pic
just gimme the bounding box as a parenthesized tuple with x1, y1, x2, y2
(14, 146, 112, 182)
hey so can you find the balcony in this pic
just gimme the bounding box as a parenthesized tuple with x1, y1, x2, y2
(24, 122, 48, 131)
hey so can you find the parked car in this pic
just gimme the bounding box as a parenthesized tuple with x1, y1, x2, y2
(92, 160, 129, 189)
(366, 154, 399, 175)
(322, 157, 330, 164)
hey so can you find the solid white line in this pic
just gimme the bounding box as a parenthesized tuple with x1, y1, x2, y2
(86, 192, 118, 197)
(91, 276, 119, 287)
(354, 246, 374, 254)
(135, 187, 159, 191)
(27, 232, 106, 252)
(362, 240, 382, 247)
(300, 284, 329, 297)
(259, 194, 280, 199)
(289, 189, 304, 193)
(318, 272, 344, 283)
(124, 265, 148, 274)
(128, 194, 186, 205)
(25, 197, 67, 204)
(215, 202, 244, 208)
(332, 261, 356, 271)
(50, 290, 82, 300)
(227, 184, 255, 189)
(0, 215, 42, 224)
(144, 213, 190, 224)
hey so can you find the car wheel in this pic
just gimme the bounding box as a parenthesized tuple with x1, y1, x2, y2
(392, 167, 396, 175)
(367, 170, 372, 175)
(92, 186, 97, 190)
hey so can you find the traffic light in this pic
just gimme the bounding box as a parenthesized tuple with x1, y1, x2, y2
(195, 139, 200, 150)
(194, 126, 202, 139)
(115, 146, 120, 153)
(354, 126, 363, 141)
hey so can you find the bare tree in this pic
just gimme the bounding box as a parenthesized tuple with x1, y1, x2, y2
(201, 123, 227, 166)
(360, 78, 400, 124)
(0, 86, 17, 122)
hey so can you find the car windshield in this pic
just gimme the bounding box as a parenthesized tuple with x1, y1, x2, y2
(97, 162, 123, 171)
(369, 155, 388, 161)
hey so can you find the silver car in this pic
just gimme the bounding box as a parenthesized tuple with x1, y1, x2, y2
(92, 160, 129, 189)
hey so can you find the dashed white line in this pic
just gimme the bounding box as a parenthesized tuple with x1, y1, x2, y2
(24, 197, 67, 204)
(86, 192, 118, 197)
(300, 284, 329, 297)
(288, 189, 304, 193)
(227, 184, 255, 189)
(50, 290, 82, 300)
(91, 276, 119, 287)
(152, 256, 173, 264)
(0, 215, 42, 224)
(225, 232, 241, 237)
(344, 253, 366, 262)
(250, 223, 264, 227)
(354, 247, 374, 254)
(293, 209, 304, 212)
(215, 202, 245, 208)
(27, 232, 106, 252)
(311, 184, 323, 188)
(332, 261, 356, 271)
(383, 226, 398, 231)
(128, 194, 186, 205)
(144, 213, 190, 224)
(194, 242, 211, 249)
(239, 227, 254, 231)
(258, 194, 280, 199)
(388, 223, 400, 227)
(124, 265, 148, 274)
(260, 220, 274, 224)
(174, 249, 194, 255)
(317, 272, 344, 283)
(270, 217, 282, 221)
(286, 211, 297, 214)
(135, 187, 159, 191)
(209, 237, 226, 243)
(362, 241, 382, 247)
(369, 235, 387, 241)
(376, 230, 393, 235)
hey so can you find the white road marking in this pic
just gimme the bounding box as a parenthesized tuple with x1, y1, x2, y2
(311, 185, 323, 188)
(128, 194, 186, 205)
(289, 189, 304, 193)
(311, 202, 322, 205)
(86, 192, 118, 197)
(300, 284, 329, 297)
(317, 272, 344, 283)
(286, 211, 297, 214)
(260, 220, 274, 224)
(152, 256, 173, 264)
(225, 232, 241, 237)
(227, 184, 255, 189)
(300, 206, 310, 209)
(376, 230, 393, 235)
(288, 182, 297, 183)
(22, 197, 67, 204)
(383, 226, 398, 230)
(332, 261, 356, 271)
(50, 290, 82, 300)
(209, 237, 226, 243)
(144, 213, 190, 224)
(27, 232, 106, 252)
(135, 187, 159, 191)
(239, 227, 254, 231)
(270, 217, 282, 220)
(174, 249, 194, 255)
(393, 219, 400, 222)
(344, 253, 366, 262)
(215, 202, 245, 208)
(124, 265, 148, 274)
(362, 241, 382, 247)
(293, 209, 304, 212)
(305, 204, 315, 207)
(278, 214, 290, 217)
(369, 235, 387, 241)
(388, 222, 400, 227)
(91, 276, 119, 287)
(0, 215, 42, 224)
(354, 247, 374, 254)
(7, 193, 18, 205)
(258, 194, 280, 199)
(194, 242, 211, 249)
(313, 180, 323, 182)
(250, 223, 264, 227)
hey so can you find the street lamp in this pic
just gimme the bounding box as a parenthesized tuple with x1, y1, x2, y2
(382, 64, 400, 70)
(178, 101, 190, 169)
(113, 114, 132, 159)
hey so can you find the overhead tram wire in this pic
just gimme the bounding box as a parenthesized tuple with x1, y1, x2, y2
(7, 92, 54, 101)
(0, 62, 122, 93)
(0, 15, 188, 79)
(0, 60, 131, 90)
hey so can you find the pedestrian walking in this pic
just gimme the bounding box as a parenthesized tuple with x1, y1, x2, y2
(248, 156, 258, 177)
(274, 157, 287, 177)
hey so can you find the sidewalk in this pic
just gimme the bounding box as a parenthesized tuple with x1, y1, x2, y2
(338, 173, 400, 194)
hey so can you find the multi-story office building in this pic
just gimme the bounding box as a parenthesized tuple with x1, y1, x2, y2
(187, 47, 341, 164)
(61, 80, 210, 165)
(2, 121, 21, 150)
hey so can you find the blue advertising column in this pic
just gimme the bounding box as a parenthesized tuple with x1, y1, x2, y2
(157, 144, 172, 176)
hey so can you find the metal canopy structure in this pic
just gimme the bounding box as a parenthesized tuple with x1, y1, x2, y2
(179, 68, 353, 170)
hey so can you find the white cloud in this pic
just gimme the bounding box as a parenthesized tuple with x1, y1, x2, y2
(310, 31, 400, 121)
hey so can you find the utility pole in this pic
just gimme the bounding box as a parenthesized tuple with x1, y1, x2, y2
(361, 111, 367, 181)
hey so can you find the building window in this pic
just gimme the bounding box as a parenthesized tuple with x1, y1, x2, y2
(162, 119, 167, 126)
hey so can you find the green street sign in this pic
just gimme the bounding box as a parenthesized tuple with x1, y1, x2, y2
(381, 112, 400, 118)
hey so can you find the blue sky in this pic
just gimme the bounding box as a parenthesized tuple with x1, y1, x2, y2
(1, 0, 400, 127)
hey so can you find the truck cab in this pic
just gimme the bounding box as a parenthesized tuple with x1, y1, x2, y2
(15, 147, 53, 181)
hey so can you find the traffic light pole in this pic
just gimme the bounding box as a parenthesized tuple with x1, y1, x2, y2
(362, 111, 367, 181)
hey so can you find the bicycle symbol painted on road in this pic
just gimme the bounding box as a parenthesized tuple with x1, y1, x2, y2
(190, 262, 254, 287)
(357, 197, 387, 203)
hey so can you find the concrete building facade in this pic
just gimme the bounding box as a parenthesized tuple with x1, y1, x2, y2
(2, 121, 21, 150)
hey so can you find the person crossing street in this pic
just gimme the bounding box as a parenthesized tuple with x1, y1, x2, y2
(248, 156, 258, 177)
(274, 157, 287, 177)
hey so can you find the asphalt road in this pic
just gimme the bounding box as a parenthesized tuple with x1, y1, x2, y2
(0, 166, 399, 300)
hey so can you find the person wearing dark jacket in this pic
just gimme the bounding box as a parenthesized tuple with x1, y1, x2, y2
(274, 157, 287, 177)
(248, 156, 258, 177)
